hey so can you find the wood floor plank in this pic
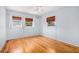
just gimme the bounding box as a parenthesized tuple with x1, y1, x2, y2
(1, 35, 79, 53)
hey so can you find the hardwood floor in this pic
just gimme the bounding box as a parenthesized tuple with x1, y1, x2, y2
(1, 35, 79, 53)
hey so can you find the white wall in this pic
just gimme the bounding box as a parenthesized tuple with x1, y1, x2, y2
(40, 16, 56, 39)
(0, 8, 41, 47)
(6, 10, 41, 39)
(42, 6, 79, 46)
(0, 6, 79, 47)
(0, 7, 6, 47)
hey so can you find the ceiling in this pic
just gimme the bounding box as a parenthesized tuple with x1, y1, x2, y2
(6, 6, 62, 15)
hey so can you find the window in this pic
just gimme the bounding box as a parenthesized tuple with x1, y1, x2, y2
(25, 18, 33, 26)
(46, 16, 55, 26)
(12, 16, 22, 28)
